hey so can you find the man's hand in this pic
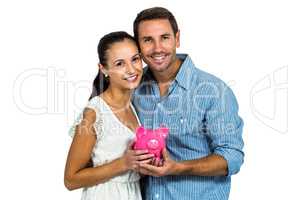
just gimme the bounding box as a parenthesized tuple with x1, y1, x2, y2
(138, 148, 182, 177)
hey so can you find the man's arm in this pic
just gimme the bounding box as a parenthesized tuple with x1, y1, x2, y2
(204, 84, 244, 176)
(139, 149, 228, 177)
(175, 154, 228, 176)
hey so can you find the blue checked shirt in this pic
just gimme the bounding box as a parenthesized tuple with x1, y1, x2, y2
(132, 54, 244, 200)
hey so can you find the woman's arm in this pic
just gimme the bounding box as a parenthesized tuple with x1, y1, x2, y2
(64, 108, 153, 191)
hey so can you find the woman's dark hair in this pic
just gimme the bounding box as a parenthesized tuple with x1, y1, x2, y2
(89, 31, 136, 100)
(133, 7, 178, 42)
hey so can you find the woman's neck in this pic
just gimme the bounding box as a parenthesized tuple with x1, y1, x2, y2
(101, 86, 132, 109)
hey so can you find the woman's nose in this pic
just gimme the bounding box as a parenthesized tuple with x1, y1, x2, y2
(126, 62, 135, 74)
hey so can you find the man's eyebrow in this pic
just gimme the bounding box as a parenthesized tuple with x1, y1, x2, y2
(141, 36, 152, 40)
(161, 33, 171, 37)
(141, 33, 171, 40)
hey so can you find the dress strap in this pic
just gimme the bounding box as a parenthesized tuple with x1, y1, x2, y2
(130, 103, 141, 126)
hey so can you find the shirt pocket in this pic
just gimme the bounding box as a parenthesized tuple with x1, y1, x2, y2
(161, 113, 185, 136)
(178, 109, 206, 135)
(163, 113, 212, 160)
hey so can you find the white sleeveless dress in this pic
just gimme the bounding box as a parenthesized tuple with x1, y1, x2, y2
(69, 96, 142, 200)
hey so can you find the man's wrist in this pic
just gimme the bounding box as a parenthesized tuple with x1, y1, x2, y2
(172, 161, 187, 175)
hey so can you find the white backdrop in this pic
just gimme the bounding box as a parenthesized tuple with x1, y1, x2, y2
(1, 0, 299, 199)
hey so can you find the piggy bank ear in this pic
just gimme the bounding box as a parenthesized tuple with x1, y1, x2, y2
(159, 127, 169, 138)
(136, 126, 146, 138)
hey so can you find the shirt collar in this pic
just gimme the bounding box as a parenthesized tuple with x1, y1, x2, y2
(174, 54, 195, 90)
(143, 54, 195, 90)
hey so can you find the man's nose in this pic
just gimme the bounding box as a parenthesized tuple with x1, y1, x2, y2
(153, 40, 163, 52)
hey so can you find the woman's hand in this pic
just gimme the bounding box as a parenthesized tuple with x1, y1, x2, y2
(120, 140, 154, 171)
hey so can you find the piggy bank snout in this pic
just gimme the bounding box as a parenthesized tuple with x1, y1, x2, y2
(147, 139, 160, 150)
(134, 126, 169, 158)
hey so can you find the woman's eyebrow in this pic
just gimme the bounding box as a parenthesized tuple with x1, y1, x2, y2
(113, 59, 124, 64)
(132, 53, 141, 58)
(112, 53, 140, 64)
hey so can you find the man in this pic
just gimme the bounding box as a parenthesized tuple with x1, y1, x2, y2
(132, 7, 244, 200)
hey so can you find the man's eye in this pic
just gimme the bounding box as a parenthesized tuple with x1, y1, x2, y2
(162, 36, 169, 40)
(144, 38, 151, 43)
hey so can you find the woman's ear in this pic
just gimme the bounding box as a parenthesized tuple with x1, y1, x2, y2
(98, 63, 108, 76)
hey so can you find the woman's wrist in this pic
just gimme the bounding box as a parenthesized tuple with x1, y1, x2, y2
(115, 157, 129, 173)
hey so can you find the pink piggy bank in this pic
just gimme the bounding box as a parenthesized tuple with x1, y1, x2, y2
(134, 126, 169, 161)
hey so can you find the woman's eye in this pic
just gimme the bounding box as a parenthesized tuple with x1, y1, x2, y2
(115, 62, 123, 67)
(132, 56, 141, 63)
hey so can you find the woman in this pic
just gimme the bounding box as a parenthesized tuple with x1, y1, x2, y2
(64, 31, 153, 200)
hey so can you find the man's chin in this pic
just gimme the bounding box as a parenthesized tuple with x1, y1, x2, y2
(148, 62, 170, 73)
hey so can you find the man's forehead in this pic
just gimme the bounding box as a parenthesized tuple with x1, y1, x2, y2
(138, 19, 173, 37)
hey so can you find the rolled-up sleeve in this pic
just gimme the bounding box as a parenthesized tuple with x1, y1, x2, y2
(205, 83, 244, 176)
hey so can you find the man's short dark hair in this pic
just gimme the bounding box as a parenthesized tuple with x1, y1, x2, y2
(133, 7, 179, 41)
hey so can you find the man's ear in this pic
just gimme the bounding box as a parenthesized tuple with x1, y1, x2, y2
(98, 63, 108, 75)
(175, 29, 180, 48)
